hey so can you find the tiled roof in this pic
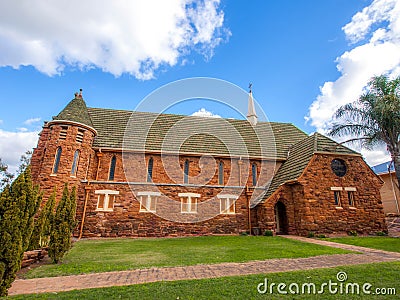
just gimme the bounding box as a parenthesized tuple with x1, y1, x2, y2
(87, 107, 308, 159)
(261, 133, 359, 202)
(53, 97, 94, 128)
(371, 161, 394, 174)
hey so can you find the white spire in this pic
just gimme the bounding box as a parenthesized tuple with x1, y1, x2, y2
(247, 84, 257, 126)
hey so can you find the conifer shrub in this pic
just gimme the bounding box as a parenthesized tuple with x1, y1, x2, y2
(48, 184, 77, 263)
(29, 189, 56, 250)
(0, 167, 41, 296)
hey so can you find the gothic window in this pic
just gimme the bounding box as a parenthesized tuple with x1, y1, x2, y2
(252, 163, 257, 186)
(109, 155, 116, 181)
(52, 147, 62, 174)
(147, 157, 153, 182)
(218, 161, 224, 185)
(184, 159, 189, 184)
(71, 150, 80, 176)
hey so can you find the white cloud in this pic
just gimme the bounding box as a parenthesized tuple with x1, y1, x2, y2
(191, 108, 221, 118)
(0, 0, 229, 79)
(0, 129, 39, 174)
(306, 0, 400, 165)
(24, 117, 41, 125)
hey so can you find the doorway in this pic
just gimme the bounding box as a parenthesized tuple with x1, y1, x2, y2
(275, 201, 288, 234)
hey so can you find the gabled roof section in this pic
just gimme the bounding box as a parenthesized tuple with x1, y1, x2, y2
(87, 107, 308, 159)
(53, 96, 94, 129)
(261, 133, 359, 202)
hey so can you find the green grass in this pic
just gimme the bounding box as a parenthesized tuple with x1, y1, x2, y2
(24, 236, 351, 278)
(327, 236, 400, 253)
(12, 262, 400, 299)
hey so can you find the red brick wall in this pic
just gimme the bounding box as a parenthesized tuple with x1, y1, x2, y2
(255, 154, 387, 236)
(31, 123, 95, 201)
(75, 183, 250, 237)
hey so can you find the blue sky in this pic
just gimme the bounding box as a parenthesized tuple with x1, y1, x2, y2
(1, 0, 399, 171)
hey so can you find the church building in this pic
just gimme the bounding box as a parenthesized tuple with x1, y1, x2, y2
(30, 89, 387, 237)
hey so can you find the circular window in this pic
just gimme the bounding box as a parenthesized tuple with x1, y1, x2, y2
(331, 159, 347, 177)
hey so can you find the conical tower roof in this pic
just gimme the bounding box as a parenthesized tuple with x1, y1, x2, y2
(53, 91, 94, 129)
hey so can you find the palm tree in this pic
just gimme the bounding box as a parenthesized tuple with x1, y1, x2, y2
(329, 75, 400, 188)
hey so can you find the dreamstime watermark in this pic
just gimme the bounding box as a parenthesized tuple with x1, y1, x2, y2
(257, 271, 396, 296)
(122, 77, 277, 223)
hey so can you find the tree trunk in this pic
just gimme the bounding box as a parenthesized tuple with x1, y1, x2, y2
(391, 152, 400, 190)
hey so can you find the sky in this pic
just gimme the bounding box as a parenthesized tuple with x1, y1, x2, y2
(1, 0, 400, 172)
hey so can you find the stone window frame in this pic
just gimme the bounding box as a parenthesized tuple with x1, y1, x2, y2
(95, 190, 119, 212)
(331, 187, 343, 209)
(51, 146, 62, 175)
(218, 194, 237, 215)
(345, 187, 357, 209)
(179, 192, 199, 214)
(137, 191, 160, 213)
(70, 149, 80, 177)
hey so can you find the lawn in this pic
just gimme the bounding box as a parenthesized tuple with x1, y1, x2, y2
(326, 236, 400, 253)
(24, 236, 351, 278)
(12, 262, 400, 299)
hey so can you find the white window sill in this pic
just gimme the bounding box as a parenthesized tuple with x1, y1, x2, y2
(181, 211, 198, 214)
(70, 175, 77, 178)
(50, 174, 57, 177)
(139, 210, 156, 213)
(96, 209, 114, 212)
(221, 212, 236, 215)
(349, 207, 357, 210)
(335, 206, 343, 210)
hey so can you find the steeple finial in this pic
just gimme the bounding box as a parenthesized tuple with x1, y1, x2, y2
(247, 83, 257, 126)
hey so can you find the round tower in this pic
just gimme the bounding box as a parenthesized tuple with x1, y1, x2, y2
(31, 90, 97, 199)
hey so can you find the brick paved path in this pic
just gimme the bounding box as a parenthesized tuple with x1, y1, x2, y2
(8, 236, 400, 296)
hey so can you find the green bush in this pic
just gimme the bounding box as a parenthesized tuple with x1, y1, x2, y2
(307, 232, 315, 238)
(29, 190, 56, 250)
(0, 167, 41, 296)
(348, 230, 358, 236)
(375, 231, 388, 236)
(264, 230, 273, 236)
(317, 234, 327, 238)
(48, 184, 77, 264)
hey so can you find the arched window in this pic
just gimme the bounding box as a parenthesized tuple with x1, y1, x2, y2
(252, 163, 257, 186)
(52, 147, 62, 174)
(71, 150, 80, 176)
(184, 159, 189, 184)
(218, 161, 224, 185)
(147, 157, 153, 182)
(109, 155, 116, 181)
